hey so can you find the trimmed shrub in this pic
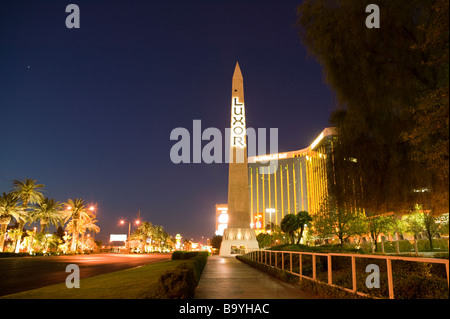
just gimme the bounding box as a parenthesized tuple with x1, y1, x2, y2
(149, 251, 209, 299)
(269, 243, 360, 254)
(151, 267, 197, 299)
(171, 251, 199, 260)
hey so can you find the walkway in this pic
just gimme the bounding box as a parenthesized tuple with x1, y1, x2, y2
(194, 255, 313, 299)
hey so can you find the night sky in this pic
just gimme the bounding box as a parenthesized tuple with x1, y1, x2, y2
(0, 0, 333, 243)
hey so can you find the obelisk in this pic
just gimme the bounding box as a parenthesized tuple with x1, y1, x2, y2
(219, 62, 259, 256)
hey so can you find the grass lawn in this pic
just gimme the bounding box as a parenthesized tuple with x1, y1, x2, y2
(1, 259, 187, 299)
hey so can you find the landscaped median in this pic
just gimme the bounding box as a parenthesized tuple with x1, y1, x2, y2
(1, 251, 208, 299)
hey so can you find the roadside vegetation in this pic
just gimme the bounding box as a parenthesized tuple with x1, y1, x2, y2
(1, 251, 208, 299)
(0, 178, 100, 255)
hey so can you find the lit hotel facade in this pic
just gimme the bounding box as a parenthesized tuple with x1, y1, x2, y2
(215, 127, 336, 235)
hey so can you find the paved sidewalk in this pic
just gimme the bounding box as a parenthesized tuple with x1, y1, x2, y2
(194, 255, 313, 299)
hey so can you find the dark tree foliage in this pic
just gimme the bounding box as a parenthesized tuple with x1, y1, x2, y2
(296, 0, 449, 216)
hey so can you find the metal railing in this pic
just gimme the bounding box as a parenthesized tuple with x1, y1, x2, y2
(241, 249, 449, 299)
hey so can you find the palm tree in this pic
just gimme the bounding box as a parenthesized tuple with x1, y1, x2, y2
(280, 213, 309, 245)
(11, 178, 44, 253)
(131, 221, 154, 251)
(77, 215, 100, 252)
(0, 192, 23, 252)
(295, 211, 312, 244)
(29, 197, 64, 233)
(64, 198, 88, 253)
(153, 225, 168, 251)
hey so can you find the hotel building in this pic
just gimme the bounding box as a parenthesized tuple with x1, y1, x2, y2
(214, 127, 336, 236)
(248, 127, 335, 233)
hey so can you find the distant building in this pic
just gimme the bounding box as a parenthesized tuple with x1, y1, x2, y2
(215, 204, 228, 236)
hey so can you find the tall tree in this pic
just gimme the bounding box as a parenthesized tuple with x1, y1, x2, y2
(77, 215, 100, 251)
(280, 212, 311, 244)
(296, 0, 449, 217)
(366, 213, 395, 251)
(281, 214, 299, 244)
(0, 192, 23, 252)
(11, 178, 44, 253)
(29, 197, 64, 233)
(64, 198, 90, 253)
(295, 211, 313, 244)
(313, 196, 359, 246)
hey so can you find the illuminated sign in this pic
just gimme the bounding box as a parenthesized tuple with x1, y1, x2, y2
(254, 153, 287, 163)
(110, 234, 127, 242)
(253, 214, 263, 230)
(231, 97, 246, 148)
(218, 213, 228, 224)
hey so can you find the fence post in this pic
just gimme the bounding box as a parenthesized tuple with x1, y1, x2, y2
(351, 256, 357, 293)
(386, 258, 394, 299)
(282, 252, 284, 270)
(445, 260, 449, 287)
(299, 253, 302, 280)
(327, 255, 332, 285)
(275, 252, 277, 269)
(312, 254, 316, 280)
(290, 252, 292, 273)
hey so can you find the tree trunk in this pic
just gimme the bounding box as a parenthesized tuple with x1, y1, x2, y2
(428, 231, 433, 250)
(40, 221, 48, 234)
(0, 223, 9, 252)
(71, 220, 78, 253)
(15, 202, 29, 253)
(372, 234, 378, 252)
(81, 233, 85, 252)
(296, 227, 304, 245)
(14, 220, 25, 253)
(395, 232, 400, 254)
(414, 236, 418, 255)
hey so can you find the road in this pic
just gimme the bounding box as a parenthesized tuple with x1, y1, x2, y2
(0, 253, 171, 296)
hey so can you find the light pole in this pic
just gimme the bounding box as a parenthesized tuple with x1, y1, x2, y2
(266, 208, 276, 233)
(120, 219, 140, 250)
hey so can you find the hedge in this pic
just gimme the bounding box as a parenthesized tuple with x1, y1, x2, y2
(149, 251, 209, 299)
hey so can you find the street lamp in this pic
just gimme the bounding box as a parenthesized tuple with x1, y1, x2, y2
(266, 208, 276, 233)
(120, 219, 140, 250)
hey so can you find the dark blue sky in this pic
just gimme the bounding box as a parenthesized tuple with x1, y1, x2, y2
(0, 0, 333, 243)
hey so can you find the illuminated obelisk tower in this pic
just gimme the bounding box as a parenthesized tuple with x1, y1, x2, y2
(220, 62, 259, 256)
